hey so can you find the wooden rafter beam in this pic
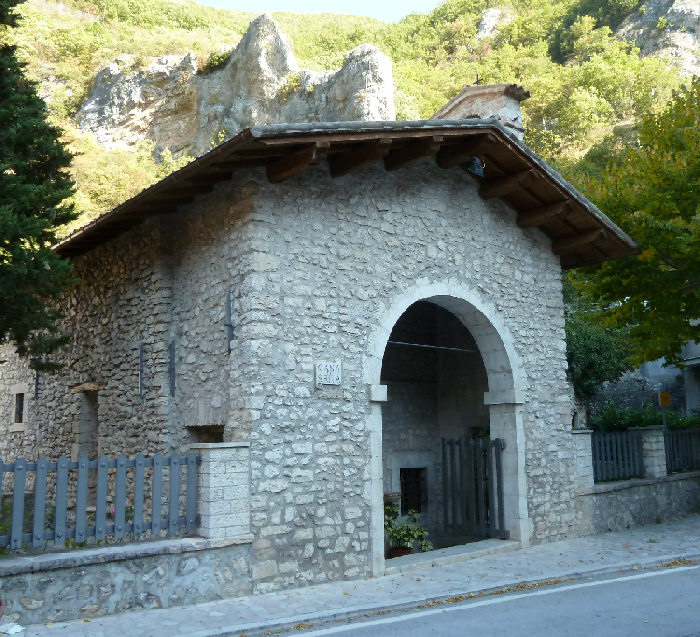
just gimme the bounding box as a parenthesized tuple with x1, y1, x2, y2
(435, 134, 495, 169)
(479, 170, 534, 199)
(266, 142, 330, 183)
(142, 194, 196, 207)
(329, 139, 392, 177)
(183, 172, 233, 187)
(384, 136, 443, 171)
(210, 159, 251, 171)
(118, 204, 178, 216)
(517, 201, 570, 228)
(552, 229, 602, 254)
(170, 183, 214, 196)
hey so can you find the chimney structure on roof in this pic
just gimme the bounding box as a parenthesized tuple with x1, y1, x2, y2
(431, 83, 530, 141)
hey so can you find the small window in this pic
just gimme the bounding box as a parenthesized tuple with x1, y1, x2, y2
(14, 393, 24, 424)
(188, 425, 224, 444)
(400, 467, 427, 514)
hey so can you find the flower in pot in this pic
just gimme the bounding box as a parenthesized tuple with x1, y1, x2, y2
(384, 503, 433, 558)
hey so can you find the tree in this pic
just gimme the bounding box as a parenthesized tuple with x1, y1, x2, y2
(0, 0, 76, 370)
(572, 79, 700, 366)
(565, 312, 629, 401)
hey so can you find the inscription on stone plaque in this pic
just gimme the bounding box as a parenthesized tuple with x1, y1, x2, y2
(316, 361, 342, 387)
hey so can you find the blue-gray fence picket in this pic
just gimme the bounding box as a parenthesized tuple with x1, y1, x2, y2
(591, 431, 644, 482)
(441, 437, 508, 540)
(665, 428, 700, 473)
(0, 452, 199, 551)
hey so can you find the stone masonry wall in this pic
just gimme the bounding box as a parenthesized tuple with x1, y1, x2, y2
(0, 174, 260, 462)
(576, 474, 700, 535)
(0, 222, 174, 462)
(0, 540, 251, 626)
(231, 159, 574, 592)
(0, 157, 575, 595)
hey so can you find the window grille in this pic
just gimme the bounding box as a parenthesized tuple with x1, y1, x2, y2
(14, 393, 24, 424)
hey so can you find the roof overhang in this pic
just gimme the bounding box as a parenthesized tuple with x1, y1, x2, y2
(55, 120, 637, 269)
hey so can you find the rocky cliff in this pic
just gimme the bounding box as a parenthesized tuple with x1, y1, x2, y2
(76, 14, 395, 158)
(616, 0, 699, 75)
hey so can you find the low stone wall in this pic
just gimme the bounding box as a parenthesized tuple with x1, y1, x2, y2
(0, 536, 252, 626)
(576, 471, 700, 535)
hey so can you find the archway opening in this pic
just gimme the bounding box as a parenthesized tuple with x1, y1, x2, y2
(380, 300, 491, 550)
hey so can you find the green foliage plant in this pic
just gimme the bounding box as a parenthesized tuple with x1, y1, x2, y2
(574, 79, 700, 366)
(384, 503, 433, 552)
(197, 48, 232, 75)
(4, 0, 686, 224)
(0, 0, 77, 370)
(565, 312, 630, 401)
(590, 401, 700, 431)
(279, 71, 302, 102)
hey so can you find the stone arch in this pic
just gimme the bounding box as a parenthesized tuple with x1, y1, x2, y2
(364, 283, 530, 576)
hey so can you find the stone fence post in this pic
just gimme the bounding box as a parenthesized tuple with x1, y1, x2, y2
(571, 429, 594, 492)
(637, 426, 667, 479)
(190, 441, 251, 540)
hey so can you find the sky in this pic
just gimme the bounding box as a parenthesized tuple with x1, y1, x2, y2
(193, 0, 443, 23)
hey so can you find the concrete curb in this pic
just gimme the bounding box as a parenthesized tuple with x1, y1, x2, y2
(185, 551, 700, 637)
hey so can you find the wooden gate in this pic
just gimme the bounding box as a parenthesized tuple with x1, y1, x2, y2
(441, 437, 509, 540)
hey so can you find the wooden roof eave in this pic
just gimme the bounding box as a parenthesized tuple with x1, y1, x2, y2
(54, 120, 637, 267)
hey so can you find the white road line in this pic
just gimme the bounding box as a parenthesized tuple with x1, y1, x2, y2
(301, 564, 700, 636)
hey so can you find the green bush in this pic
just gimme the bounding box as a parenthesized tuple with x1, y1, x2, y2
(384, 504, 433, 552)
(197, 48, 232, 75)
(8, 0, 685, 224)
(590, 401, 700, 431)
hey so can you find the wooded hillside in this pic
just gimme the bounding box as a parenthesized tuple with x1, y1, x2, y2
(6, 0, 695, 226)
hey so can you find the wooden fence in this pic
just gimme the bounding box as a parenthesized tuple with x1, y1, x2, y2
(665, 428, 700, 474)
(0, 452, 199, 551)
(441, 437, 508, 540)
(591, 431, 644, 482)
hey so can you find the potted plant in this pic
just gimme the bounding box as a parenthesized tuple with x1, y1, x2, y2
(384, 503, 433, 558)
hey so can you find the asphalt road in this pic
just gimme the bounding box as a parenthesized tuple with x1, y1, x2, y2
(301, 564, 700, 637)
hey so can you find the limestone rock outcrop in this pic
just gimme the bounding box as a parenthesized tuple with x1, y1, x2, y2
(76, 14, 395, 157)
(476, 7, 514, 41)
(616, 0, 699, 75)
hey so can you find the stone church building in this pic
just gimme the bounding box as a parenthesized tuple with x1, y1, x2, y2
(0, 85, 640, 590)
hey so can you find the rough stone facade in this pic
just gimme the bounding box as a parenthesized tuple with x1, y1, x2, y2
(0, 157, 581, 595)
(0, 539, 251, 626)
(575, 473, 700, 534)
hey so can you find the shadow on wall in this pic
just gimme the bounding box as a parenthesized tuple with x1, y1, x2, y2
(380, 301, 490, 549)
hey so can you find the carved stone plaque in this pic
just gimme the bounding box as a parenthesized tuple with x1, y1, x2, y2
(316, 361, 342, 387)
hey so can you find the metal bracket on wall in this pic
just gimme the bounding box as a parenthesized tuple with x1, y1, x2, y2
(169, 340, 176, 396)
(225, 291, 235, 355)
(138, 343, 144, 397)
